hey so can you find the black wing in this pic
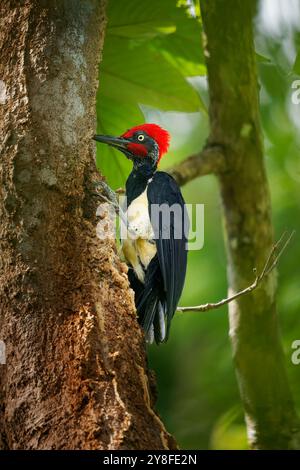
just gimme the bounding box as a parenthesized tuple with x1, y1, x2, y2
(147, 171, 189, 339)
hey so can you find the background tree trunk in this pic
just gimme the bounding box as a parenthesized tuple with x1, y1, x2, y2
(201, 0, 300, 449)
(0, 0, 174, 450)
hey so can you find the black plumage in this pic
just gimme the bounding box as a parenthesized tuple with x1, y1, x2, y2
(126, 171, 189, 343)
(93, 124, 189, 344)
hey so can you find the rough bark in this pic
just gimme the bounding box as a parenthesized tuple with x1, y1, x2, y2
(0, 0, 174, 450)
(200, 0, 300, 449)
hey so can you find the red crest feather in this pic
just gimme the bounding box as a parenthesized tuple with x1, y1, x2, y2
(121, 123, 170, 162)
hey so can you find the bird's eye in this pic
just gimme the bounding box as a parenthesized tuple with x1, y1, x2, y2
(137, 134, 145, 142)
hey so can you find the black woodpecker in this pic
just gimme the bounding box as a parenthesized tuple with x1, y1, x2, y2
(94, 123, 189, 344)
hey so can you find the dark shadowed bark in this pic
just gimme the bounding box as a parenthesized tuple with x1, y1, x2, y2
(0, 0, 174, 450)
(200, 0, 300, 450)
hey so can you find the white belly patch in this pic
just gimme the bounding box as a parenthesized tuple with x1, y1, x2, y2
(126, 188, 154, 239)
(121, 187, 157, 283)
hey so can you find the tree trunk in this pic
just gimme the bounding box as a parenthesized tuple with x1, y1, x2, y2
(201, 0, 300, 449)
(0, 0, 174, 450)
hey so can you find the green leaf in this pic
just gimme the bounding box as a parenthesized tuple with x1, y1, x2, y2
(210, 406, 248, 450)
(107, 0, 188, 39)
(293, 51, 300, 75)
(108, 23, 176, 40)
(96, 95, 144, 188)
(100, 36, 202, 112)
(255, 51, 271, 64)
(106, 0, 205, 77)
(96, 0, 206, 188)
(152, 13, 205, 76)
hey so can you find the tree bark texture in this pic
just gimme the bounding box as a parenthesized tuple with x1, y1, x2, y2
(201, 0, 300, 449)
(0, 0, 174, 450)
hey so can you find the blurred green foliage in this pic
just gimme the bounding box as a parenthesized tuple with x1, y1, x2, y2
(96, 0, 204, 189)
(97, 0, 300, 449)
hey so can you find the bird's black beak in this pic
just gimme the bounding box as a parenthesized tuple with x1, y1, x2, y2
(93, 134, 130, 151)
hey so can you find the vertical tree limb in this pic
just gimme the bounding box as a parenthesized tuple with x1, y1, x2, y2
(0, 0, 174, 450)
(200, 0, 300, 449)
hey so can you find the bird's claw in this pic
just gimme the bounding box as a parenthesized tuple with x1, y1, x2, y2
(93, 180, 119, 207)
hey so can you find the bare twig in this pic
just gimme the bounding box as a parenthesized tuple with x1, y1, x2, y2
(166, 145, 226, 186)
(177, 231, 295, 313)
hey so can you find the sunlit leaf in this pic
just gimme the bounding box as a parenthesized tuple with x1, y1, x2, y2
(107, 0, 184, 39)
(101, 37, 201, 112)
(96, 95, 144, 188)
(97, 0, 206, 185)
(152, 13, 205, 76)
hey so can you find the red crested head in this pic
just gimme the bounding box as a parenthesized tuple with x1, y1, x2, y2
(93, 123, 170, 169)
(121, 123, 170, 162)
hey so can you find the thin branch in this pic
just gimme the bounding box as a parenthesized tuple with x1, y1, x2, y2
(177, 231, 295, 313)
(166, 145, 226, 186)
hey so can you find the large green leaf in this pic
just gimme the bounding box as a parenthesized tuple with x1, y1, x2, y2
(107, 0, 190, 39)
(151, 10, 205, 76)
(100, 37, 201, 112)
(96, 95, 144, 188)
(106, 0, 205, 78)
(97, 0, 206, 187)
(107, 22, 176, 40)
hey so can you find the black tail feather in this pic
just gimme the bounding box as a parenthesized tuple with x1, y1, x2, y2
(128, 257, 168, 344)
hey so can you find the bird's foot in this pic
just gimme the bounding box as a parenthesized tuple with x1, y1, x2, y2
(92, 180, 120, 213)
(92, 181, 131, 233)
(92, 180, 117, 203)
